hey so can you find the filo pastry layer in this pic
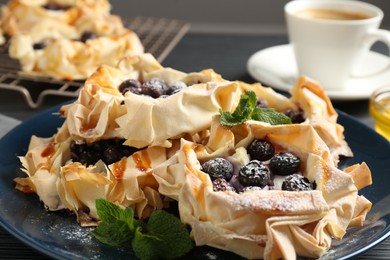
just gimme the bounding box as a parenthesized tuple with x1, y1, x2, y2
(153, 116, 372, 260)
(1, 0, 111, 36)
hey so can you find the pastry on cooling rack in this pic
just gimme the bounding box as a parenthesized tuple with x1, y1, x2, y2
(1, 0, 111, 36)
(9, 28, 144, 80)
(14, 53, 372, 259)
(2, 0, 144, 80)
(153, 116, 372, 260)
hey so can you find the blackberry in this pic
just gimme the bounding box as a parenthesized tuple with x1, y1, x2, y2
(70, 138, 139, 166)
(269, 152, 300, 176)
(281, 174, 314, 191)
(42, 3, 71, 11)
(77, 150, 99, 165)
(80, 32, 97, 43)
(212, 178, 236, 192)
(201, 158, 233, 181)
(141, 78, 168, 98)
(284, 109, 305, 123)
(102, 146, 124, 165)
(238, 160, 270, 187)
(33, 41, 47, 50)
(247, 139, 274, 161)
(165, 81, 187, 95)
(256, 98, 269, 108)
(118, 79, 142, 95)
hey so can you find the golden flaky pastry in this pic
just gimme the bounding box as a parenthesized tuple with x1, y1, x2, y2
(153, 116, 372, 260)
(59, 53, 226, 145)
(17, 133, 168, 226)
(9, 30, 144, 80)
(59, 53, 350, 160)
(15, 53, 372, 258)
(1, 0, 111, 36)
(15, 53, 227, 225)
(2, 0, 144, 80)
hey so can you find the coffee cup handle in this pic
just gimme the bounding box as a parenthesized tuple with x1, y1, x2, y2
(351, 29, 390, 78)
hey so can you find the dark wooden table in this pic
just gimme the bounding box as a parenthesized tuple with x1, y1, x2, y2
(0, 33, 388, 259)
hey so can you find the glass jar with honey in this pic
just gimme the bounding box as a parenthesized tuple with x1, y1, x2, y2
(369, 86, 390, 141)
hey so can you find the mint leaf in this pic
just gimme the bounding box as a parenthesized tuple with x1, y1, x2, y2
(220, 90, 292, 126)
(251, 107, 292, 125)
(91, 221, 133, 247)
(132, 210, 193, 259)
(91, 200, 193, 259)
(132, 226, 162, 260)
(144, 210, 194, 259)
(95, 198, 136, 229)
(91, 199, 138, 247)
(220, 91, 256, 126)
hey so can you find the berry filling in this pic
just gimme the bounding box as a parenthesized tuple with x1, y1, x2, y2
(80, 31, 97, 43)
(118, 78, 188, 99)
(202, 138, 316, 193)
(201, 158, 233, 181)
(42, 3, 72, 11)
(247, 139, 274, 161)
(284, 109, 305, 123)
(269, 152, 300, 176)
(281, 174, 316, 191)
(255, 97, 305, 124)
(70, 138, 139, 166)
(33, 41, 48, 50)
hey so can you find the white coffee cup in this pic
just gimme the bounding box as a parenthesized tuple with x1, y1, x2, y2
(285, 0, 390, 90)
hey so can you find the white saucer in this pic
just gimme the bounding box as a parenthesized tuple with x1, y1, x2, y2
(247, 44, 390, 100)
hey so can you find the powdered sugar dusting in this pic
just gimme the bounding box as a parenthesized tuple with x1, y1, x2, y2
(224, 190, 328, 214)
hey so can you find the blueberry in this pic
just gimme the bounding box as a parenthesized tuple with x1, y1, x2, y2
(33, 41, 47, 50)
(80, 32, 97, 43)
(247, 139, 274, 161)
(118, 79, 142, 95)
(269, 152, 300, 176)
(238, 160, 270, 187)
(281, 174, 315, 191)
(212, 178, 236, 192)
(256, 98, 269, 108)
(201, 158, 233, 181)
(284, 109, 305, 124)
(141, 78, 168, 98)
(165, 81, 187, 95)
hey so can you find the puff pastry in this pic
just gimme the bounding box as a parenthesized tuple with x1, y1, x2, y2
(15, 54, 372, 259)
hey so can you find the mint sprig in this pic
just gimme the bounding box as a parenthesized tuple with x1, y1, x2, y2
(91, 199, 193, 259)
(219, 90, 292, 126)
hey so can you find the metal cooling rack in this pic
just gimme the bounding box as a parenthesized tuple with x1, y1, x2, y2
(0, 17, 190, 109)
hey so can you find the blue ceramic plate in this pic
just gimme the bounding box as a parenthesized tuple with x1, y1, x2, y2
(0, 105, 389, 260)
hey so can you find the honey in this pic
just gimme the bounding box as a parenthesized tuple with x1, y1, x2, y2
(369, 87, 390, 141)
